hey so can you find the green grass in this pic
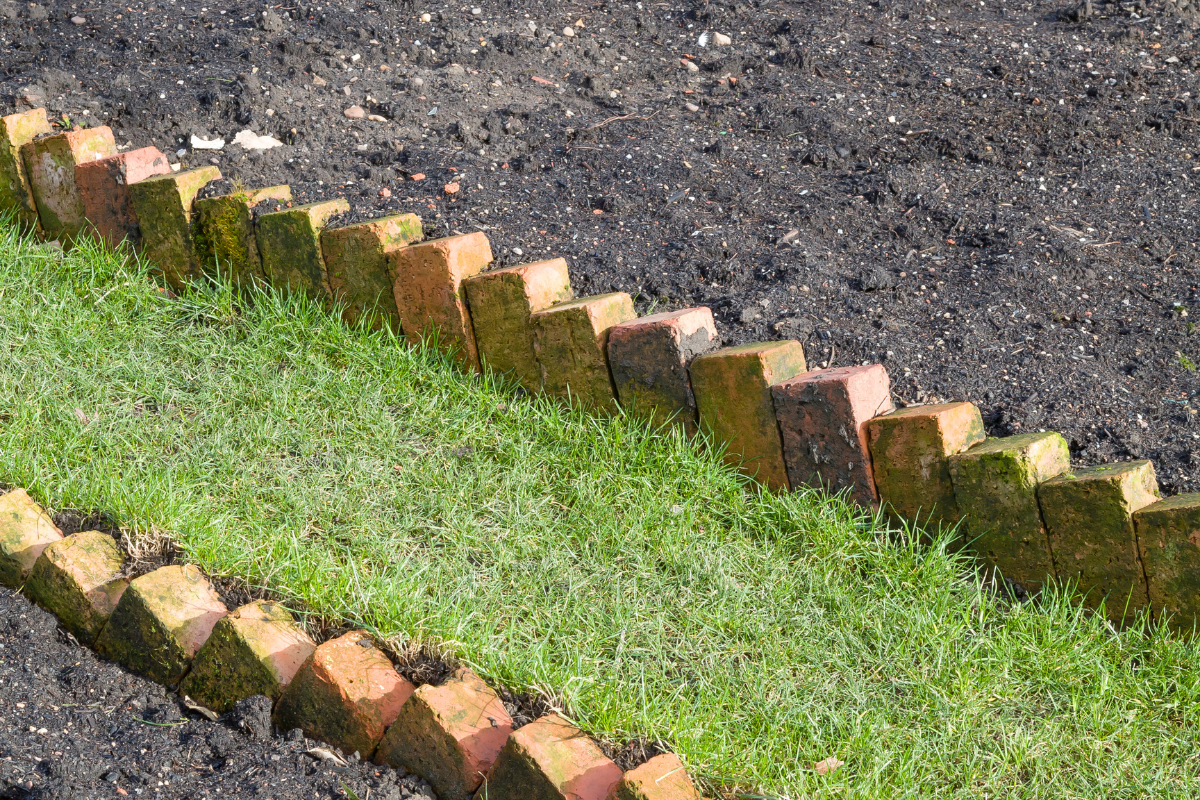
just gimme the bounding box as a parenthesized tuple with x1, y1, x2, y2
(3, 222, 1200, 799)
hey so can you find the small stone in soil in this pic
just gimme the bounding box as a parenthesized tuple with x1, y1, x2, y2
(713, 32, 731, 46)
(563, 26, 575, 37)
(344, 106, 366, 120)
(70, 15, 85, 24)
(685, 102, 700, 112)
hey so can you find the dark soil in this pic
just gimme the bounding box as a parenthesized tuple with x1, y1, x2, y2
(3, 0, 1200, 488)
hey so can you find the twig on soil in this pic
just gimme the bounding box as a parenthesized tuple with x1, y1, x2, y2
(587, 111, 659, 130)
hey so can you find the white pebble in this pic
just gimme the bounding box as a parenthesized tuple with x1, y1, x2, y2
(512, 247, 524, 256)
(681, 59, 699, 73)
(562, 26, 574, 37)
(685, 102, 699, 112)
(420, 12, 431, 22)
(70, 15, 86, 24)
(471, 7, 482, 14)
(713, 32, 731, 46)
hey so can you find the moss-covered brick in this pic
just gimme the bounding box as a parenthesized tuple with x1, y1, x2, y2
(476, 714, 622, 800)
(1039, 460, 1159, 624)
(192, 185, 292, 286)
(613, 753, 701, 800)
(1134, 494, 1200, 630)
(180, 600, 316, 713)
(0, 109, 53, 231)
(376, 667, 513, 800)
(948, 432, 1070, 591)
(321, 213, 423, 329)
(21, 126, 117, 242)
(94, 564, 228, 685)
(688, 341, 807, 492)
(772, 364, 894, 505)
(389, 232, 494, 370)
(74, 147, 171, 249)
(463, 258, 574, 390)
(608, 307, 719, 434)
(256, 198, 349, 302)
(866, 402, 985, 528)
(273, 631, 414, 758)
(530, 292, 636, 411)
(23, 530, 127, 644)
(0, 489, 64, 590)
(128, 167, 222, 289)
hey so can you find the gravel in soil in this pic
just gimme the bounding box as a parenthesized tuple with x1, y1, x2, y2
(3, 0, 1200, 488)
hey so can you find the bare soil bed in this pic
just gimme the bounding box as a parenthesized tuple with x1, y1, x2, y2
(3, 0, 1200, 487)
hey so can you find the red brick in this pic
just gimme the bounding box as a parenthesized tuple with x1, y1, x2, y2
(24, 530, 127, 645)
(688, 341, 807, 491)
(128, 167, 222, 288)
(1134, 493, 1200, 630)
(613, 753, 701, 800)
(20, 126, 117, 241)
(0, 109, 53, 231)
(257, 198, 350, 302)
(321, 213, 424, 329)
(463, 258, 574, 391)
(389, 232, 494, 370)
(376, 667, 513, 800)
(772, 364, 894, 505)
(866, 402, 985, 528)
(608, 307, 719, 433)
(531, 292, 637, 410)
(477, 714, 622, 800)
(0, 488, 63, 589)
(273, 631, 414, 758)
(75, 147, 170, 249)
(193, 185, 292, 286)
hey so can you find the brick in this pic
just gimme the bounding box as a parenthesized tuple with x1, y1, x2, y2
(256, 198, 349, 302)
(947, 432, 1069, 587)
(866, 402, 985, 527)
(180, 599, 316, 713)
(688, 341, 807, 491)
(530, 292, 636, 410)
(476, 714, 622, 800)
(273, 631, 414, 758)
(128, 166, 222, 289)
(463, 258, 573, 390)
(0, 109, 53, 231)
(376, 667, 513, 800)
(772, 364, 894, 505)
(192, 186, 292, 287)
(0, 488, 63, 589)
(389, 232, 494, 370)
(321, 213, 424, 329)
(94, 564, 228, 685)
(613, 753, 701, 800)
(21, 126, 117, 241)
(608, 307, 719, 433)
(74, 147, 171, 249)
(1134, 494, 1200, 630)
(1039, 460, 1159, 624)
(23, 531, 127, 645)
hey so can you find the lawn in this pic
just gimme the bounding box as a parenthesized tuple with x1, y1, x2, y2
(3, 221, 1200, 799)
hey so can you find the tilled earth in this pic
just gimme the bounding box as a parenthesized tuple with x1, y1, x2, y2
(3, 0, 1200, 487)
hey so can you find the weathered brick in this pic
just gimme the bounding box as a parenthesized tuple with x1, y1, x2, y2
(21, 126, 117, 241)
(613, 753, 701, 800)
(128, 166, 222, 289)
(0, 109, 53, 231)
(608, 307, 719, 433)
(74, 147, 170, 248)
(0, 488, 63, 589)
(688, 341, 807, 491)
(866, 402, 985, 527)
(772, 364, 894, 505)
(95, 564, 228, 685)
(1134, 494, 1200, 630)
(23, 530, 127, 644)
(321, 213, 423, 329)
(947, 432, 1070, 589)
(191, 186, 292, 287)
(463, 258, 573, 390)
(180, 600, 316, 713)
(1038, 461, 1159, 624)
(376, 667, 513, 800)
(389, 232, 494, 369)
(530, 292, 636, 410)
(273, 631, 414, 758)
(257, 198, 350, 302)
(476, 714, 622, 800)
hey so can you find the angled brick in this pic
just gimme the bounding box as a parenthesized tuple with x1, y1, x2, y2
(24, 530, 127, 644)
(0, 488, 63, 589)
(257, 198, 350, 302)
(531, 292, 636, 410)
(0, 109, 53, 230)
(128, 166, 222, 289)
(75, 146, 170, 248)
(476, 714, 622, 800)
(1135, 493, 1200, 630)
(192, 185, 292, 286)
(21, 125, 117, 241)
(321, 212, 423, 329)
(613, 753, 701, 800)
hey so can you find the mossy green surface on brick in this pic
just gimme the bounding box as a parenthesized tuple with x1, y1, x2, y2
(531, 292, 636, 411)
(1133, 493, 1200, 631)
(0, 488, 62, 589)
(128, 166, 221, 289)
(193, 185, 291, 286)
(20, 127, 117, 242)
(23, 530, 127, 644)
(257, 198, 349, 302)
(1039, 460, 1159, 624)
(0, 110, 52, 231)
(321, 212, 422, 329)
(949, 432, 1069, 591)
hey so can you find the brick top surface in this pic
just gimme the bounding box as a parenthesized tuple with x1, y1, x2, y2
(79, 147, 169, 184)
(512, 714, 621, 785)
(1137, 492, 1200, 514)
(312, 631, 415, 708)
(617, 753, 700, 800)
(130, 564, 228, 648)
(534, 291, 630, 317)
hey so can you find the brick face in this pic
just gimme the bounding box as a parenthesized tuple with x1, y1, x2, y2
(531, 292, 637, 410)
(0, 488, 63, 589)
(21, 126, 117, 242)
(321, 213, 424, 329)
(75, 147, 170, 248)
(0, 109, 53, 231)
(256, 199, 350, 302)
(128, 166, 222, 289)
(478, 714, 622, 800)
(614, 753, 702, 800)
(193, 185, 292, 286)
(24, 530, 127, 645)
(1134, 493, 1200, 630)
